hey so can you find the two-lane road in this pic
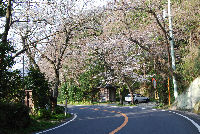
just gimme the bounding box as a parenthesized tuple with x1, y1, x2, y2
(35, 105, 200, 134)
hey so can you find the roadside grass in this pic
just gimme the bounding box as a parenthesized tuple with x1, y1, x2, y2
(59, 100, 137, 106)
(128, 103, 137, 106)
(116, 103, 126, 106)
(1, 113, 72, 134)
(152, 102, 170, 109)
(157, 104, 170, 109)
(116, 103, 137, 106)
(59, 101, 117, 105)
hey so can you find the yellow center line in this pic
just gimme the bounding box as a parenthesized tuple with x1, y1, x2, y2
(79, 107, 128, 134)
(109, 113, 128, 134)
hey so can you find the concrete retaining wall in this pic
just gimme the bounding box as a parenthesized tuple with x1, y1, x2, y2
(170, 77, 200, 112)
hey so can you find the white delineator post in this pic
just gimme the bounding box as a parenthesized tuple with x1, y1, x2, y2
(65, 99, 68, 116)
(168, 0, 178, 99)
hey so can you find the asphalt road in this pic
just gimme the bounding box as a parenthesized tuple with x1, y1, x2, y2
(35, 104, 200, 134)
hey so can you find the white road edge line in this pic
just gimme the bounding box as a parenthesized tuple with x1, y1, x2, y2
(172, 112, 200, 132)
(35, 113, 77, 134)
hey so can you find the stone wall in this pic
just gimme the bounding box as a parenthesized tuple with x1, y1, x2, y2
(170, 77, 200, 112)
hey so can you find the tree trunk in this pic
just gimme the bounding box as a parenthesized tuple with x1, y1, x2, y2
(52, 68, 59, 109)
(119, 86, 123, 105)
(21, 36, 40, 70)
(119, 87, 122, 104)
(2, 0, 11, 43)
(123, 76, 134, 104)
(91, 84, 93, 103)
(0, 0, 11, 86)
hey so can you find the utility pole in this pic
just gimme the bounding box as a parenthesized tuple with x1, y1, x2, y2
(168, 0, 178, 99)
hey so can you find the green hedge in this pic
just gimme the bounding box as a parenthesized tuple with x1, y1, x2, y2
(0, 101, 30, 131)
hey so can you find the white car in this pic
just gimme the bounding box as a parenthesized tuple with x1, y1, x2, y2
(125, 94, 150, 104)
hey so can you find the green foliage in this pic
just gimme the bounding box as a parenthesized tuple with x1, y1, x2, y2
(0, 101, 30, 132)
(78, 56, 105, 101)
(126, 10, 151, 30)
(194, 50, 200, 75)
(31, 106, 70, 121)
(0, 70, 24, 102)
(53, 105, 64, 115)
(51, 113, 71, 121)
(156, 103, 165, 109)
(61, 50, 105, 102)
(172, 0, 200, 35)
(24, 68, 50, 111)
(0, 35, 24, 102)
(128, 103, 136, 106)
(147, 75, 172, 104)
(27, 119, 58, 133)
(95, 29, 103, 36)
(0, 1, 6, 17)
(0, 39, 16, 69)
(117, 103, 125, 106)
(67, 101, 93, 105)
(10, 118, 58, 134)
(116, 85, 128, 103)
(62, 84, 84, 102)
(4, 113, 70, 134)
(39, 108, 52, 119)
(176, 44, 200, 92)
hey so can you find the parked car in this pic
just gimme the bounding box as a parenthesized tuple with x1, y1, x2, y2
(125, 94, 150, 104)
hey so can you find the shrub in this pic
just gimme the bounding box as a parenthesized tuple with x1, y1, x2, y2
(117, 103, 125, 106)
(53, 105, 65, 115)
(0, 101, 30, 131)
(24, 68, 50, 112)
(39, 108, 52, 119)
